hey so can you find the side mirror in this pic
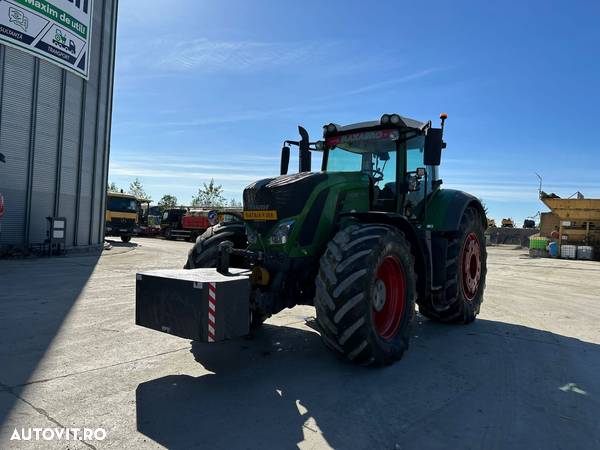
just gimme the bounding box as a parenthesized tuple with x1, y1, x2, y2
(407, 173, 421, 192)
(424, 128, 443, 166)
(280, 146, 290, 175)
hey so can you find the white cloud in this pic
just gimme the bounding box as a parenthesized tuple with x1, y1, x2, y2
(117, 37, 334, 75)
(109, 161, 270, 182)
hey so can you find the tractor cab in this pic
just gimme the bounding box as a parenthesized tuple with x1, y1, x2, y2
(320, 114, 445, 217)
(278, 113, 445, 221)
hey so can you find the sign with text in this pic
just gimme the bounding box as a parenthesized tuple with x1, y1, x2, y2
(0, 0, 93, 78)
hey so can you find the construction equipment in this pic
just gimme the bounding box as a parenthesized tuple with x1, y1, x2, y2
(137, 200, 161, 237)
(501, 218, 514, 228)
(137, 113, 488, 366)
(161, 207, 243, 241)
(105, 191, 139, 243)
(540, 191, 600, 258)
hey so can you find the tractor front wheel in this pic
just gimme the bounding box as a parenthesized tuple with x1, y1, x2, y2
(315, 224, 416, 366)
(184, 222, 247, 269)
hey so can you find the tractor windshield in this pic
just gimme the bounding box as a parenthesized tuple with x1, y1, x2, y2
(325, 129, 399, 186)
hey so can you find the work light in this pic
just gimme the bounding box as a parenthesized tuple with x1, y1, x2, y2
(269, 220, 295, 245)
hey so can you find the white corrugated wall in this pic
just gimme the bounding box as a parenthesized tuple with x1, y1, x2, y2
(0, 0, 118, 251)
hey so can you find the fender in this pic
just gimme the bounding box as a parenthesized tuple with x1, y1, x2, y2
(342, 211, 429, 302)
(425, 189, 487, 233)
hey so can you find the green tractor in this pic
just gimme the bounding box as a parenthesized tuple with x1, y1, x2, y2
(185, 113, 487, 365)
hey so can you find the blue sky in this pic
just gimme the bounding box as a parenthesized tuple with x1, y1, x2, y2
(109, 0, 600, 224)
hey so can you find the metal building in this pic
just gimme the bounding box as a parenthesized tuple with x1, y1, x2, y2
(0, 0, 118, 252)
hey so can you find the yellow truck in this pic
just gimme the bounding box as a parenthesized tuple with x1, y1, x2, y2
(105, 192, 139, 243)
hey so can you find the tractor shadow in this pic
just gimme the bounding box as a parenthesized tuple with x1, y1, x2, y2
(136, 317, 600, 449)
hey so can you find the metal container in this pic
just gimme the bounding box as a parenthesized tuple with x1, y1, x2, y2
(561, 245, 577, 259)
(576, 246, 594, 261)
(136, 268, 250, 342)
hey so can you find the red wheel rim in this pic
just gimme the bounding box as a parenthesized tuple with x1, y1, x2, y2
(372, 255, 406, 340)
(461, 232, 481, 301)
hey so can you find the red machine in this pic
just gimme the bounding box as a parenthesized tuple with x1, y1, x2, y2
(162, 209, 213, 241)
(181, 212, 211, 231)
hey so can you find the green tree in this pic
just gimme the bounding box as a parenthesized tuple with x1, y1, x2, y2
(158, 194, 178, 211)
(107, 181, 121, 193)
(129, 178, 148, 199)
(191, 179, 225, 207)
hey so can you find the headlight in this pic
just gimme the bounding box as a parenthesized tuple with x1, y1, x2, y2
(326, 123, 337, 133)
(390, 114, 401, 125)
(269, 220, 295, 245)
(245, 225, 258, 244)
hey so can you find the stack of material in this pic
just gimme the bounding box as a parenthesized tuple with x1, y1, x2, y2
(577, 246, 594, 260)
(561, 245, 577, 259)
(529, 237, 549, 258)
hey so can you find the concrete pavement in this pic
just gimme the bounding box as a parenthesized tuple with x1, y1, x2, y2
(1, 239, 599, 449)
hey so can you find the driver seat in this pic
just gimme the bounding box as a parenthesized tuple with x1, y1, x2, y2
(372, 182, 396, 212)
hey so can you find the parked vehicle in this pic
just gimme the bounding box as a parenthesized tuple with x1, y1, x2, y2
(105, 192, 138, 242)
(138, 113, 488, 366)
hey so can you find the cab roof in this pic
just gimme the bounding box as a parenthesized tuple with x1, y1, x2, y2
(328, 115, 426, 135)
(107, 191, 138, 199)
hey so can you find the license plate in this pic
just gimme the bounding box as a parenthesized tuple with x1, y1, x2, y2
(243, 210, 278, 220)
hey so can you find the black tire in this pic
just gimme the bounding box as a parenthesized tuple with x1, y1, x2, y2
(418, 207, 487, 323)
(121, 235, 131, 243)
(315, 224, 416, 366)
(249, 310, 269, 330)
(184, 223, 267, 328)
(184, 222, 248, 269)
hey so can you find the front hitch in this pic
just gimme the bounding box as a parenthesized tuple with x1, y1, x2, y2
(216, 241, 263, 274)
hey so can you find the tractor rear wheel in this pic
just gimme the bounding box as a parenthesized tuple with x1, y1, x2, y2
(418, 207, 487, 323)
(315, 224, 416, 366)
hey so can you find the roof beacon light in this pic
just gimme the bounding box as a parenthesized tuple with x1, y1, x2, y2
(440, 112, 448, 130)
(390, 114, 401, 125)
(380, 114, 391, 125)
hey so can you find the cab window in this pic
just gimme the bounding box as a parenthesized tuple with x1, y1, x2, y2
(406, 136, 425, 172)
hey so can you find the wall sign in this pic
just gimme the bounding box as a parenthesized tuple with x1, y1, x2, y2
(0, 0, 93, 78)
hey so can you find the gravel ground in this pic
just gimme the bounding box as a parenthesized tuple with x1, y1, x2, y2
(1, 238, 599, 449)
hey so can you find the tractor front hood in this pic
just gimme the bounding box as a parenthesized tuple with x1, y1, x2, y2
(243, 172, 328, 231)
